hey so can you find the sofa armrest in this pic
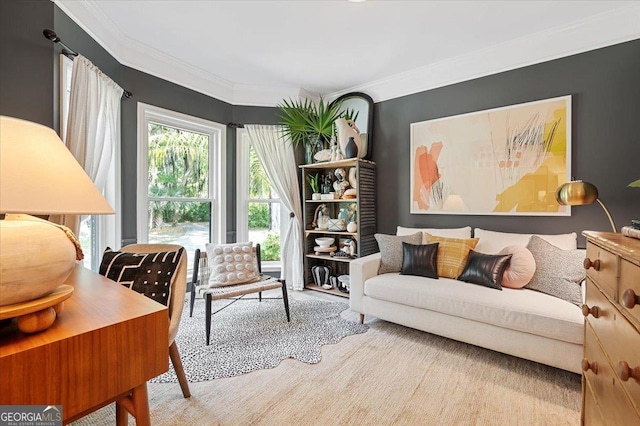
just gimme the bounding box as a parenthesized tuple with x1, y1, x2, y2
(349, 253, 381, 313)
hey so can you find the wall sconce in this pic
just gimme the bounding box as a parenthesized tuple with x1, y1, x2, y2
(555, 180, 616, 232)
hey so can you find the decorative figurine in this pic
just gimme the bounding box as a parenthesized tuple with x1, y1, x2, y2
(333, 168, 350, 198)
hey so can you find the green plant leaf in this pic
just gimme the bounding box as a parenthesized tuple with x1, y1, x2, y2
(629, 179, 640, 187)
(276, 97, 344, 147)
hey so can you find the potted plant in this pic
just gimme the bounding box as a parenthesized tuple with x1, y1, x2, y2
(306, 173, 321, 200)
(277, 97, 344, 163)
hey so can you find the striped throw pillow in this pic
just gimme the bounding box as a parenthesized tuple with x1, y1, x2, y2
(424, 233, 479, 279)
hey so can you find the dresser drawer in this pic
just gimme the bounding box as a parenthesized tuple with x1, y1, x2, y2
(619, 259, 640, 327)
(583, 378, 606, 426)
(583, 324, 640, 425)
(585, 279, 640, 374)
(585, 243, 618, 300)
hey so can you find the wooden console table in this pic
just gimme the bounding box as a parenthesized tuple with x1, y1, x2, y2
(0, 265, 169, 425)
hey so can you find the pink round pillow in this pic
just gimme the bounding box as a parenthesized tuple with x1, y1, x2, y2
(498, 245, 536, 288)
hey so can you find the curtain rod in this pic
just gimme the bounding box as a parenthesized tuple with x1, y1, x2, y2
(43, 29, 132, 99)
(227, 123, 245, 128)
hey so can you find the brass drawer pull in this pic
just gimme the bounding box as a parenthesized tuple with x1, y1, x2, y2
(583, 258, 601, 271)
(622, 289, 640, 309)
(581, 304, 600, 318)
(617, 361, 640, 382)
(582, 358, 598, 374)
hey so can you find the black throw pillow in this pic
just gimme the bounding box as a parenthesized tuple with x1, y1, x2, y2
(400, 242, 439, 279)
(99, 247, 184, 306)
(458, 250, 512, 290)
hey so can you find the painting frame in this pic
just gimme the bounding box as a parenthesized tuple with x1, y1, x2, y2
(410, 95, 571, 216)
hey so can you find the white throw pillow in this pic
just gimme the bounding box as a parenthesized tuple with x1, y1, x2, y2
(397, 226, 472, 244)
(473, 228, 577, 254)
(205, 242, 260, 287)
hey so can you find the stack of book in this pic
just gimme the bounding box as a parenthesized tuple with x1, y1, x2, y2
(621, 219, 640, 239)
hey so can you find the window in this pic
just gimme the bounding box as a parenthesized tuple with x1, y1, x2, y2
(59, 55, 121, 271)
(137, 103, 226, 269)
(236, 129, 285, 272)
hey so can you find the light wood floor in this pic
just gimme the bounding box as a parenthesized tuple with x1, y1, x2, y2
(73, 289, 581, 425)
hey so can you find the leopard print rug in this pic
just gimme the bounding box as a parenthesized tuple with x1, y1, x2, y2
(151, 296, 368, 383)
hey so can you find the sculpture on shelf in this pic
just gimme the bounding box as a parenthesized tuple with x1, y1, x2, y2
(333, 168, 350, 198)
(312, 204, 329, 229)
(329, 137, 344, 162)
(348, 167, 357, 189)
(335, 118, 366, 159)
(343, 239, 357, 257)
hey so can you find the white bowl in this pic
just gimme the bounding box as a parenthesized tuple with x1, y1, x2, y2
(315, 237, 335, 248)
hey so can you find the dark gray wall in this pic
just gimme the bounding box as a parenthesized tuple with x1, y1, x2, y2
(0, 1, 277, 245)
(0, 0, 53, 127)
(120, 66, 235, 243)
(372, 39, 640, 247)
(3, 1, 637, 249)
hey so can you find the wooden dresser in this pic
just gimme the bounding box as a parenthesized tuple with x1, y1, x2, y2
(581, 231, 640, 425)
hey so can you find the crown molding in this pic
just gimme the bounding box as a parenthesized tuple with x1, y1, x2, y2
(54, 0, 298, 106)
(327, 4, 640, 103)
(56, 1, 640, 106)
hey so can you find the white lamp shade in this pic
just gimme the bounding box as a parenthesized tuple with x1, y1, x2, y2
(0, 116, 114, 215)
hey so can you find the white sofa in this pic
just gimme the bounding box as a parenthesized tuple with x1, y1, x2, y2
(349, 227, 585, 374)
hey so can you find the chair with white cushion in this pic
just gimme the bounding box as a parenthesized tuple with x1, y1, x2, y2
(189, 243, 291, 345)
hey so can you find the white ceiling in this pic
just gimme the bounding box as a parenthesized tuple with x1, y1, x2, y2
(55, 0, 640, 106)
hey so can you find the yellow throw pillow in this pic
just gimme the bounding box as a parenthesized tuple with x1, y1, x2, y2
(423, 233, 479, 279)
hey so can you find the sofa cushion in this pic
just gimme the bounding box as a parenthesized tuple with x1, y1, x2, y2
(397, 226, 472, 243)
(498, 245, 536, 289)
(525, 236, 585, 305)
(473, 228, 577, 254)
(374, 232, 422, 274)
(364, 273, 583, 344)
(424, 233, 479, 279)
(401, 242, 439, 279)
(458, 250, 511, 290)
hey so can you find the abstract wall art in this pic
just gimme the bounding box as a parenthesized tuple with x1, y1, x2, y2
(410, 95, 571, 215)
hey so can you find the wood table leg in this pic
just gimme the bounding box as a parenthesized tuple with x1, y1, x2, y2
(116, 383, 151, 426)
(131, 383, 151, 426)
(359, 313, 365, 324)
(115, 401, 128, 426)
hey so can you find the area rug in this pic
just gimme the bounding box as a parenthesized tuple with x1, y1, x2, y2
(151, 296, 368, 383)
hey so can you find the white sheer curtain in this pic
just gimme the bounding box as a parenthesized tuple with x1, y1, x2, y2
(245, 125, 304, 290)
(54, 55, 123, 236)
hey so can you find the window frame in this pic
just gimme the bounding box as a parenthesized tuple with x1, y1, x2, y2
(136, 103, 226, 245)
(235, 128, 285, 272)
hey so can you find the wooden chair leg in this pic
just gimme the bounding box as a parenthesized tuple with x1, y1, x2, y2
(169, 341, 191, 398)
(359, 313, 365, 324)
(205, 293, 212, 345)
(281, 280, 291, 322)
(258, 291, 262, 302)
(189, 285, 196, 317)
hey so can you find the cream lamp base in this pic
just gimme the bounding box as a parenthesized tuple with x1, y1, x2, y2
(0, 215, 76, 307)
(0, 284, 73, 333)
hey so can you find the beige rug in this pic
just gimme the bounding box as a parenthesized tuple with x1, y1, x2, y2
(73, 291, 581, 426)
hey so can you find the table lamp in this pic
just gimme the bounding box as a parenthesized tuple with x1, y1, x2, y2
(0, 116, 114, 331)
(555, 180, 617, 232)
